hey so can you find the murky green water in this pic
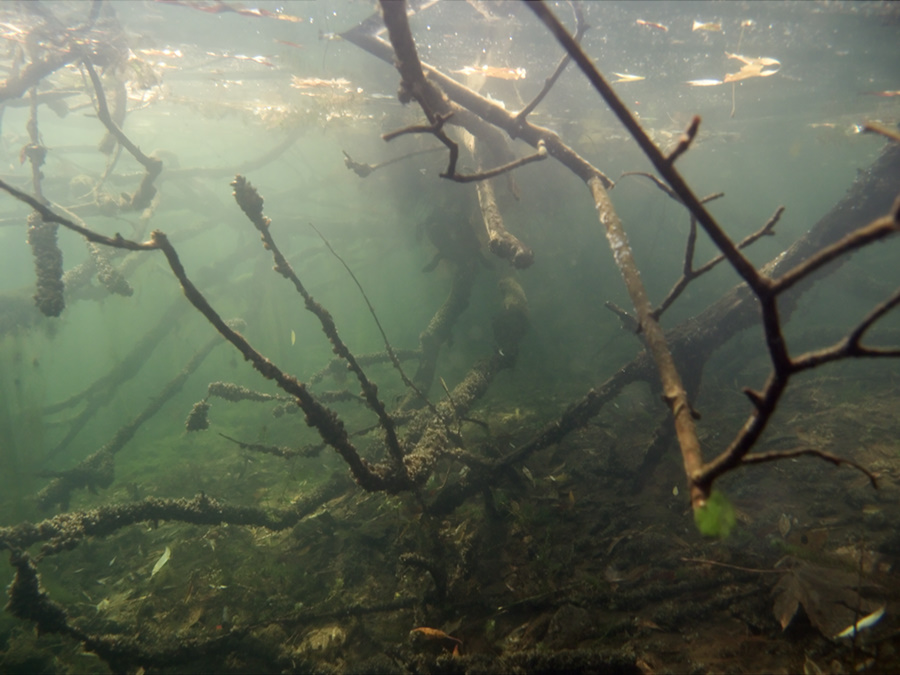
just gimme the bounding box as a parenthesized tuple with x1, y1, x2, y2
(0, 1, 898, 673)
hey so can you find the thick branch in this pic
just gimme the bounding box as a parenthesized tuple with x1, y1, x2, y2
(587, 176, 707, 507)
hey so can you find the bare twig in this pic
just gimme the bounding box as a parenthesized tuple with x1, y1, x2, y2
(604, 301, 639, 333)
(665, 115, 701, 165)
(231, 176, 409, 477)
(0, 47, 77, 103)
(463, 131, 535, 268)
(153, 226, 404, 491)
(770, 208, 900, 296)
(342, 147, 443, 178)
(382, 112, 454, 142)
(695, 263, 900, 493)
(82, 58, 162, 209)
(445, 140, 548, 184)
(653, 205, 782, 320)
(790, 287, 900, 371)
(0, 178, 155, 250)
(341, 10, 615, 190)
(619, 171, 679, 201)
(740, 447, 879, 488)
(310, 222, 433, 411)
(681, 557, 781, 575)
(514, 1, 585, 126)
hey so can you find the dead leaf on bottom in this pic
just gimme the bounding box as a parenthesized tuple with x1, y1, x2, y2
(772, 556, 882, 639)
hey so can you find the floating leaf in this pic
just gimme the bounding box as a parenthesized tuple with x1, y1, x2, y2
(694, 489, 737, 538)
(723, 52, 782, 83)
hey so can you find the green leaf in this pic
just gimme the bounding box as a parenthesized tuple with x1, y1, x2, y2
(694, 489, 737, 537)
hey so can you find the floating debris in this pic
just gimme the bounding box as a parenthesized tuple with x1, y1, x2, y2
(635, 19, 668, 32)
(291, 76, 353, 92)
(205, 51, 275, 67)
(451, 65, 527, 81)
(275, 39, 305, 50)
(138, 48, 183, 58)
(151, 546, 171, 578)
(723, 52, 781, 82)
(612, 72, 646, 83)
(693, 20, 723, 32)
(157, 0, 303, 23)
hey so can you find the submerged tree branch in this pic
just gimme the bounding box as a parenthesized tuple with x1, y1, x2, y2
(515, 1, 585, 126)
(83, 59, 162, 210)
(524, 0, 897, 512)
(231, 176, 408, 476)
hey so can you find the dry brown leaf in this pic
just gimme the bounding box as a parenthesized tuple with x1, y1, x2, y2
(772, 557, 881, 638)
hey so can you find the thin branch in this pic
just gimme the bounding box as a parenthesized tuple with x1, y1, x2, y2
(383, 113, 461, 179)
(740, 447, 879, 488)
(342, 147, 444, 178)
(653, 204, 783, 319)
(230, 176, 408, 477)
(36, 332, 224, 510)
(604, 301, 639, 333)
(463, 131, 535, 268)
(382, 112, 453, 142)
(445, 140, 548, 183)
(341, 8, 615, 190)
(770, 210, 900, 296)
(0, 182, 404, 494)
(0, 178, 154, 250)
(309, 222, 434, 412)
(844, 286, 900, 351)
(790, 287, 900, 372)
(706, 206, 783, 273)
(681, 557, 781, 575)
(514, 1, 585, 126)
(0, 45, 77, 103)
(665, 115, 701, 164)
(151, 227, 400, 492)
(695, 250, 900, 493)
(619, 171, 679, 201)
(82, 58, 162, 209)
